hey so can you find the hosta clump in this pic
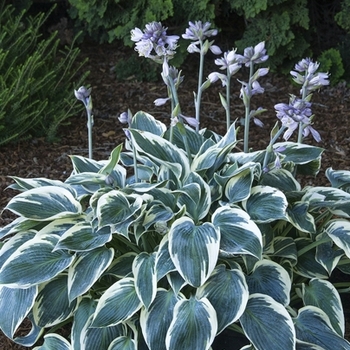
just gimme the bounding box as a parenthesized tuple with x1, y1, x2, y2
(1, 22, 350, 350)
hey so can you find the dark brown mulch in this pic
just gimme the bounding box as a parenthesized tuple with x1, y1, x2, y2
(1, 40, 350, 348)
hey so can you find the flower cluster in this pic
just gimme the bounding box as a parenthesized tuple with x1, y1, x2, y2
(131, 22, 179, 62)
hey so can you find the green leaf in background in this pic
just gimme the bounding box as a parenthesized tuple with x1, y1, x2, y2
(242, 185, 288, 223)
(165, 296, 217, 350)
(240, 293, 296, 350)
(169, 217, 220, 287)
(5, 186, 82, 221)
(212, 206, 262, 259)
(196, 265, 249, 333)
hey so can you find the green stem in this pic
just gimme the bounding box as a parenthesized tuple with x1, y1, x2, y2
(87, 110, 93, 159)
(262, 125, 287, 170)
(243, 62, 254, 153)
(132, 140, 139, 183)
(195, 40, 205, 132)
(297, 236, 331, 257)
(225, 66, 231, 131)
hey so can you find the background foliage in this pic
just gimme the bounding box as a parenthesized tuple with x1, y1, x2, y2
(0, 1, 88, 145)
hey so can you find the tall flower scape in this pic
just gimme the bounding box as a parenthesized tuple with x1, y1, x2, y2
(1, 20, 350, 350)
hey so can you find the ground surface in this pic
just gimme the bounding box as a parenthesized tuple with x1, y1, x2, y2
(1, 41, 350, 348)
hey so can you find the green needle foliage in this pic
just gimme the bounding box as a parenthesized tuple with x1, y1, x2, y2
(0, 2, 88, 145)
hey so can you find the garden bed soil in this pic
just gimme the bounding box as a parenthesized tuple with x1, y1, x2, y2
(1, 40, 350, 348)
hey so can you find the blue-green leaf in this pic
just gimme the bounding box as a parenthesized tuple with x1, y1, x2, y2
(242, 185, 288, 223)
(166, 296, 217, 350)
(260, 168, 301, 192)
(130, 111, 166, 136)
(155, 235, 176, 280)
(274, 142, 323, 165)
(5, 186, 82, 221)
(197, 265, 249, 333)
(33, 274, 77, 327)
(169, 217, 220, 287)
(212, 206, 262, 259)
(0, 285, 38, 339)
(68, 247, 114, 301)
(287, 202, 316, 234)
(326, 167, 350, 191)
(246, 260, 291, 306)
(33, 333, 71, 350)
(294, 306, 350, 349)
(132, 252, 157, 309)
(324, 219, 350, 259)
(91, 277, 141, 327)
(302, 279, 344, 336)
(240, 293, 295, 350)
(107, 336, 136, 350)
(0, 234, 74, 287)
(70, 155, 102, 173)
(140, 288, 182, 350)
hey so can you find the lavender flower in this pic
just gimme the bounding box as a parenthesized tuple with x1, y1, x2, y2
(274, 96, 321, 142)
(131, 22, 179, 61)
(74, 86, 91, 110)
(182, 21, 221, 55)
(236, 41, 268, 67)
(291, 58, 329, 93)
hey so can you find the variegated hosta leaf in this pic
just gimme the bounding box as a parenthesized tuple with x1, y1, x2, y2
(242, 185, 288, 223)
(5, 186, 82, 221)
(70, 155, 103, 173)
(8, 176, 68, 192)
(302, 187, 350, 218)
(12, 312, 42, 347)
(105, 252, 137, 279)
(225, 165, 255, 203)
(240, 293, 296, 350)
(65, 172, 110, 192)
(166, 271, 187, 294)
(132, 252, 157, 309)
(286, 202, 316, 234)
(130, 111, 167, 136)
(260, 168, 301, 192)
(68, 247, 114, 302)
(96, 190, 143, 237)
(168, 217, 220, 287)
(129, 129, 190, 181)
(326, 167, 350, 191)
(0, 233, 74, 288)
(91, 277, 142, 327)
(296, 339, 325, 350)
(294, 238, 329, 279)
(274, 142, 323, 165)
(165, 296, 217, 350)
(143, 204, 173, 231)
(155, 235, 176, 280)
(33, 333, 71, 350)
(315, 233, 343, 275)
(98, 144, 123, 175)
(0, 230, 37, 267)
(54, 223, 111, 252)
(177, 172, 211, 222)
(140, 288, 182, 350)
(196, 265, 249, 333)
(0, 217, 40, 240)
(212, 206, 262, 259)
(33, 274, 77, 327)
(80, 313, 126, 350)
(302, 279, 344, 336)
(246, 260, 291, 306)
(264, 236, 297, 264)
(294, 306, 350, 349)
(0, 285, 38, 339)
(324, 219, 350, 259)
(107, 336, 136, 350)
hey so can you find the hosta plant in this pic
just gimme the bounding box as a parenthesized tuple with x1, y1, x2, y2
(1, 21, 350, 350)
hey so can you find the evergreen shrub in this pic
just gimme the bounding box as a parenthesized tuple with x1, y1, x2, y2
(0, 2, 88, 145)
